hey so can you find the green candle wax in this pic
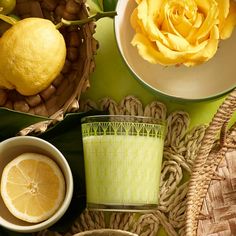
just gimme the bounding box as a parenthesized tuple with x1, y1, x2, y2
(83, 134, 164, 207)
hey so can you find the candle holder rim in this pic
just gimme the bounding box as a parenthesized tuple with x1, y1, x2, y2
(81, 114, 166, 126)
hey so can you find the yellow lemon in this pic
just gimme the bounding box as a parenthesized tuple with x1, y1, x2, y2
(0, 153, 65, 223)
(0, 18, 66, 96)
(0, 0, 16, 15)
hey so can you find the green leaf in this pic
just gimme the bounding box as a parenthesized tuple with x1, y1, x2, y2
(97, 0, 104, 10)
(0, 108, 49, 141)
(103, 0, 118, 11)
(0, 14, 18, 25)
(86, 0, 117, 17)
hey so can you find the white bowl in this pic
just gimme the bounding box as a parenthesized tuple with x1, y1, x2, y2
(0, 136, 73, 233)
(114, 0, 236, 101)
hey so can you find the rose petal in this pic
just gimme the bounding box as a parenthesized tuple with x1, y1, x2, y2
(155, 40, 186, 60)
(195, 0, 211, 15)
(220, 1, 236, 39)
(155, 37, 208, 60)
(186, 25, 219, 66)
(216, 0, 230, 35)
(172, 16, 193, 38)
(216, 0, 230, 19)
(165, 33, 190, 51)
(137, 0, 148, 28)
(138, 2, 169, 45)
(131, 33, 185, 65)
(188, 1, 218, 43)
(193, 13, 204, 28)
(130, 8, 145, 35)
(136, 0, 170, 46)
(147, 0, 163, 17)
(161, 3, 182, 37)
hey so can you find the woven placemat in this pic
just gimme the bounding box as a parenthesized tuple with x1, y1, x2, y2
(34, 95, 206, 236)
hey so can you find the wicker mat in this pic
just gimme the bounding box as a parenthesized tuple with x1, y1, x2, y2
(35, 95, 207, 236)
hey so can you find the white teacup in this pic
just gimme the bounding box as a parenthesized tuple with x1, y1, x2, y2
(0, 136, 73, 233)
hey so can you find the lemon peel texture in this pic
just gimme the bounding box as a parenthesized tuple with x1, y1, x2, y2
(0, 18, 66, 96)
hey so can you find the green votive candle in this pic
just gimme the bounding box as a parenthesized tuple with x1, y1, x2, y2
(81, 115, 166, 211)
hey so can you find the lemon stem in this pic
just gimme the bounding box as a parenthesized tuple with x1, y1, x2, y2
(56, 10, 117, 29)
(0, 14, 18, 25)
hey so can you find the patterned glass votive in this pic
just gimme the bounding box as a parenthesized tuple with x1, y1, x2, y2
(81, 115, 166, 211)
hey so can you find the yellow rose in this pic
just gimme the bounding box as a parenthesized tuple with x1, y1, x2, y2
(131, 0, 236, 66)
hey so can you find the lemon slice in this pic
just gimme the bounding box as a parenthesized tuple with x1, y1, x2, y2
(0, 153, 65, 223)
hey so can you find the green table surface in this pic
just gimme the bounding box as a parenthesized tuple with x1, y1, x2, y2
(81, 18, 236, 236)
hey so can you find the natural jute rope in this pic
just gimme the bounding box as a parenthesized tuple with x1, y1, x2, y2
(35, 95, 206, 236)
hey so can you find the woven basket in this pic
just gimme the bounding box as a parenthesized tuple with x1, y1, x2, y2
(74, 229, 138, 236)
(0, 0, 97, 119)
(186, 88, 236, 236)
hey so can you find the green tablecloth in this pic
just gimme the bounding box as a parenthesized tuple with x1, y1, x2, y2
(82, 18, 232, 128)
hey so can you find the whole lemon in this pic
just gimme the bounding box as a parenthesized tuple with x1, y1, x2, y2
(0, 0, 16, 15)
(0, 18, 66, 96)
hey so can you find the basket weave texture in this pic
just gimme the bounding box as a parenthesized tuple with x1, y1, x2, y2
(186, 88, 236, 236)
(0, 0, 97, 119)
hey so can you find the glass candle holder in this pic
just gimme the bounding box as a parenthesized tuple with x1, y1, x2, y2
(81, 115, 166, 212)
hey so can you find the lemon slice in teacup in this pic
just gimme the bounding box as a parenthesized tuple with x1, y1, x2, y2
(0, 153, 65, 223)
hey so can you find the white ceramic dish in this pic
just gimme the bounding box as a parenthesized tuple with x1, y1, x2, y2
(114, 0, 236, 101)
(0, 136, 73, 233)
